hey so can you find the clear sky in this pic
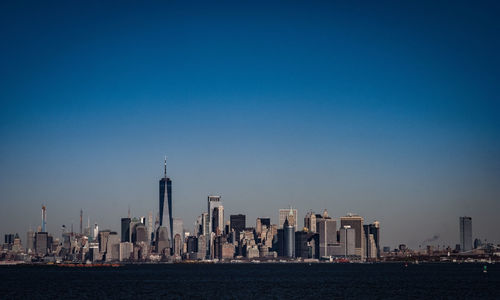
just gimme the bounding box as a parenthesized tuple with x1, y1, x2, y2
(1, 1, 499, 249)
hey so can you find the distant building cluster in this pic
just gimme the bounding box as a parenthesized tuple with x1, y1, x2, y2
(1, 161, 499, 264)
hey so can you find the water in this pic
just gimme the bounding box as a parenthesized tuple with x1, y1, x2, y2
(1, 263, 498, 299)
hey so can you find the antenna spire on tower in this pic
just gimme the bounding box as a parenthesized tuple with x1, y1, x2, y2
(164, 156, 167, 178)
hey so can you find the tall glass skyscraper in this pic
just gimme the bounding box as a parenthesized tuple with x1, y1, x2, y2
(460, 216, 472, 252)
(159, 158, 173, 247)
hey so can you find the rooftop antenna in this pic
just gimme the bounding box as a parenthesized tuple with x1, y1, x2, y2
(164, 156, 167, 178)
(128, 205, 131, 218)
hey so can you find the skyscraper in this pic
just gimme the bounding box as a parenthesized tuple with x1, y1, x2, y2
(121, 218, 131, 242)
(41, 205, 47, 233)
(260, 218, 271, 228)
(363, 222, 380, 259)
(156, 226, 170, 255)
(283, 217, 295, 258)
(207, 195, 222, 235)
(202, 213, 210, 236)
(317, 216, 337, 257)
(35, 232, 48, 256)
(279, 207, 298, 229)
(230, 214, 246, 234)
(206, 196, 222, 258)
(339, 225, 355, 256)
(148, 211, 153, 242)
(159, 158, 173, 247)
(132, 223, 148, 244)
(304, 211, 317, 233)
(340, 214, 364, 258)
(93, 224, 99, 241)
(459, 216, 472, 252)
(212, 206, 224, 235)
(173, 218, 184, 241)
(26, 230, 35, 253)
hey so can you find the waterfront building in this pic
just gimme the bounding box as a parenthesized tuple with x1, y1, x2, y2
(373, 221, 380, 257)
(283, 217, 295, 258)
(159, 158, 173, 249)
(105, 232, 120, 261)
(156, 226, 170, 255)
(339, 225, 356, 256)
(35, 232, 48, 256)
(88, 242, 100, 262)
(221, 243, 235, 260)
(460, 216, 472, 252)
(119, 242, 133, 261)
(213, 235, 227, 259)
(259, 245, 269, 258)
(174, 234, 182, 257)
(246, 245, 260, 259)
(197, 235, 206, 260)
(363, 223, 380, 259)
(340, 214, 365, 257)
(295, 231, 309, 258)
(317, 216, 337, 257)
(367, 234, 377, 258)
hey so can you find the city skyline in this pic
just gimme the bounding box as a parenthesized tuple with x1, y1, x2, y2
(0, 160, 493, 252)
(1, 1, 499, 249)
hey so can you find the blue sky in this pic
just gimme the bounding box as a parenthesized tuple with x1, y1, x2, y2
(1, 1, 499, 248)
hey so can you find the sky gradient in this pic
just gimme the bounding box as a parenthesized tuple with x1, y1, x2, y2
(1, 1, 499, 249)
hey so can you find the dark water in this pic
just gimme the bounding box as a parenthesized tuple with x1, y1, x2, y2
(1, 263, 499, 299)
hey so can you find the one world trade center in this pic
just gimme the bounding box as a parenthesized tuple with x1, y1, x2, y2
(159, 157, 173, 248)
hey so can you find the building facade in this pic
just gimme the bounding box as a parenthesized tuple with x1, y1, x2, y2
(340, 214, 364, 258)
(159, 158, 173, 249)
(279, 208, 298, 229)
(230, 214, 246, 234)
(121, 218, 131, 242)
(459, 216, 472, 252)
(317, 217, 337, 257)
